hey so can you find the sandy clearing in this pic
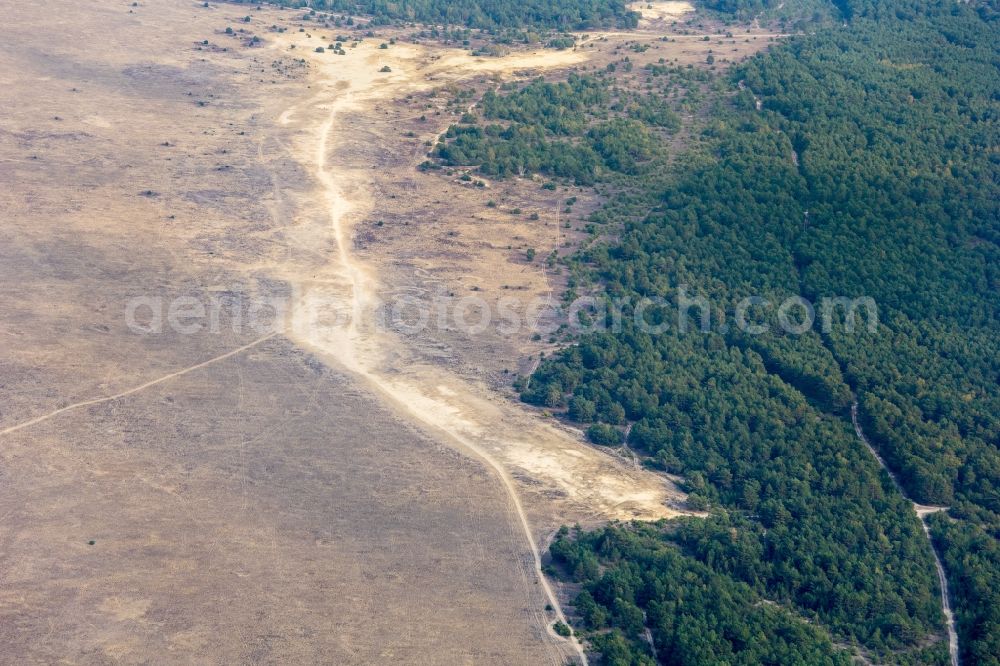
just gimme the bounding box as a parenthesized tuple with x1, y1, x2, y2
(273, 33, 683, 523)
(261, 33, 692, 664)
(431, 49, 588, 73)
(629, 1, 695, 28)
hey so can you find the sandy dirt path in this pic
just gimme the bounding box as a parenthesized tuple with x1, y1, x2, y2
(261, 35, 690, 664)
(301, 57, 590, 661)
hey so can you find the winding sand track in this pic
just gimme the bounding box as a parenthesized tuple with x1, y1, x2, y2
(263, 36, 689, 664)
(307, 90, 590, 657)
(274, 40, 682, 516)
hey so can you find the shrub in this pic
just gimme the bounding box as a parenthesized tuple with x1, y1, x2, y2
(586, 423, 623, 446)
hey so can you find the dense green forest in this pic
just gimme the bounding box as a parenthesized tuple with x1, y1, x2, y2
(424, 0, 1000, 663)
(550, 523, 855, 665)
(431, 75, 673, 183)
(257, 0, 638, 29)
(698, 0, 776, 15)
(430, 65, 709, 182)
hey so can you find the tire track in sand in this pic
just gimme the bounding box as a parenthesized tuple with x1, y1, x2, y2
(291, 67, 590, 666)
(0, 335, 276, 438)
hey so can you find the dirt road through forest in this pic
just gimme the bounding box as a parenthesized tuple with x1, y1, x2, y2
(852, 403, 959, 666)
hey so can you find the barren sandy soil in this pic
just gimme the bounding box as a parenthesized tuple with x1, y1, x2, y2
(629, 1, 695, 29)
(262, 33, 685, 665)
(270, 33, 683, 521)
(0, 1, 775, 662)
